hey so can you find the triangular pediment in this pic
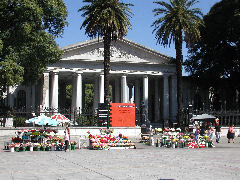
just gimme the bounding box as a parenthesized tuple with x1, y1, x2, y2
(61, 38, 173, 65)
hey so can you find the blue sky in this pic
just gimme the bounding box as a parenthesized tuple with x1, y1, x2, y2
(56, 0, 221, 63)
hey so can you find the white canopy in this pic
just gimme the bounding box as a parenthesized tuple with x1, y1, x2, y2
(191, 114, 216, 120)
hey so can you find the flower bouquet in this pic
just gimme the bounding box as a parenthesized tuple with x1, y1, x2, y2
(19, 144, 27, 152)
(14, 143, 20, 152)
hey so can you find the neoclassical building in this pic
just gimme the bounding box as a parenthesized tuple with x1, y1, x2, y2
(6, 38, 178, 126)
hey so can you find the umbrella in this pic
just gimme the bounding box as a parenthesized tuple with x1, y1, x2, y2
(51, 113, 70, 123)
(26, 115, 59, 126)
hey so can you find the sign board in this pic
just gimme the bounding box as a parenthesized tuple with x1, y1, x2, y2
(97, 103, 109, 126)
(109, 103, 135, 127)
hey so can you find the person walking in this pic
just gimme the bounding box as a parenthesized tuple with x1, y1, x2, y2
(64, 123, 70, 152)
(227, 124, 235, 143)
(215, 119, 221, 143)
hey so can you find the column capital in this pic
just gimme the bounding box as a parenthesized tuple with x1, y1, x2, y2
(43, 71, 50, 75)
(120, 73, 128, 77)
(51, 70, 59, 75)
(72, 71, 83, 77)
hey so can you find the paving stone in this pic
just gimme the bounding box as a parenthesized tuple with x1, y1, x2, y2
(1, 136, 240, 180)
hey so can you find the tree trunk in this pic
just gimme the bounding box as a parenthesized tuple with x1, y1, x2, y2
(103, 34, 111, 103)
(175, 31, 183, 128)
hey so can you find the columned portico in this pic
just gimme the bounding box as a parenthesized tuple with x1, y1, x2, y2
(34, 38, 177, 127)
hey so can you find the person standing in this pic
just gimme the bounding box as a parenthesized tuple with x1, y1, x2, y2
(64, 123, 70, 152)
(227, 124, 235, 143)
(194, 124, 200, 146)
(215, 119, 221, 143)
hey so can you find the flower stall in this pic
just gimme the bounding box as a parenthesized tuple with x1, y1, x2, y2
(155, 128, 214, 149)
(9, 129, 77, 152)
(88, 129, 136, 150)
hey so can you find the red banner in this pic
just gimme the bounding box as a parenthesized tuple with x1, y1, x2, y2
(109, 103, 135, 127)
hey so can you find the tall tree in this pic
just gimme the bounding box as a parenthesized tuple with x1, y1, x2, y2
(152, 0, 203, 127)
(185, 0, 240, 110)
(79, 0, 133, 103)
(0, 0, 67, 98)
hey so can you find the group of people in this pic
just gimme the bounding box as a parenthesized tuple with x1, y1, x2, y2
(194, 118, 236, 145)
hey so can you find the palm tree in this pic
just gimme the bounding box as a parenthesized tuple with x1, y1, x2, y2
(152, 0, 203, 127)
(79, 0, 133, 103)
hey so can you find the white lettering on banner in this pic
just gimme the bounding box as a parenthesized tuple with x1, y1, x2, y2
(117, 105, 135, 108)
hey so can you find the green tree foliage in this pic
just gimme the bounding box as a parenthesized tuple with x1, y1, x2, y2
(152, 0, 203, 126)
(84, 84, 94, 112)
(185, 0, 240, 88)
(0, 0, 67, 94)
(185, 0, 240, 110)
(79, 0, 133, 103)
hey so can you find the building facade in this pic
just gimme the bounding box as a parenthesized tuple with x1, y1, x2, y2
(6, 38, 178, 126)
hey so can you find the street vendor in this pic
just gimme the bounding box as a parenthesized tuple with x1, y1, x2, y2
(64, 122, 70, 152)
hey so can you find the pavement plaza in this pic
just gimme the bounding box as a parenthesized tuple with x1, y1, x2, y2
(1, 137, 240, 180)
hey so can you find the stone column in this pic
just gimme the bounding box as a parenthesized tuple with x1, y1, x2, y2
(50, 71, 59, 111)
(114, 77, 120, 103)
(170, 75, 177, 123)
(99, 73, 104, 103)
(121, 74, 127, 103)
(143, 75, 149, 122)
(75, 72, 83, 114)
(154, 78, 160, 122)
(71, 73, 76, 110)
(143, 75, 148, 109)
(163, 75, 170, 126)
(41, 72, 50, 110)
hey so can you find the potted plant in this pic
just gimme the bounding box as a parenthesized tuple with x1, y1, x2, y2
(14, 144, 20, 152)
(71, 141, 77, 150)
(45, 144, 50, 151)
(41, 144, 46, 151)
